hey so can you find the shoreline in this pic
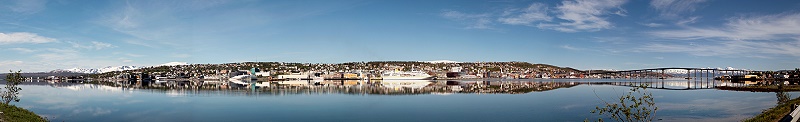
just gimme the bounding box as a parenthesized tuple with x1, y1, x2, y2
(0, 103, 46, 122)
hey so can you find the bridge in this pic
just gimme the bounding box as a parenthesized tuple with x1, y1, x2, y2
(587, 67, 758, 79)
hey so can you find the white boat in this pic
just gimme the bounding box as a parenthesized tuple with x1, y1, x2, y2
(380, 80, 433, 89)
(381, 71, 433, 80)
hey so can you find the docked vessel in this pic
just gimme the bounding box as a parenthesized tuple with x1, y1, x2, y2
(381, 71, 434, 80)
(380, 80, 433, 89)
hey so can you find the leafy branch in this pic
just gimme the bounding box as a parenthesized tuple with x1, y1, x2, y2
(588, 84, 658, 122)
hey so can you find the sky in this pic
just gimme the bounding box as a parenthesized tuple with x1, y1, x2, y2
(1, 0, 800, 72)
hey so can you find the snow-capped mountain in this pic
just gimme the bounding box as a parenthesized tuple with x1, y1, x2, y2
(50, 62, 191, 74)
(426, 60, 460, 63)
(158, 62, 189, 66)
(51, 66, 146, 74)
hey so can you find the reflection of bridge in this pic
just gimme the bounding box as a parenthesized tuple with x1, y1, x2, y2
(588, 67, 757, 78)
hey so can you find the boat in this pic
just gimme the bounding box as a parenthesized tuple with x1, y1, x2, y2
(380, 80, 433, 89)
(381, 71, 433, 80)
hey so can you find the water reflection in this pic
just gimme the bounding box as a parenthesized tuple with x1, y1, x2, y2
(25, 78, 786, 96)
(12, 79, 800, 122)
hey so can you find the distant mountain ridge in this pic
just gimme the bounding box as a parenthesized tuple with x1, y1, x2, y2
(50, 66, 146, 74)
(49, 62, 190, 74)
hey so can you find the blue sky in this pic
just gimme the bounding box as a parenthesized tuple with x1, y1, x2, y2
(1, 0, 800, 72)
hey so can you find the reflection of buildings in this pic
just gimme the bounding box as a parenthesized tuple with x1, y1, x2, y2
(57, 79, 579, 95)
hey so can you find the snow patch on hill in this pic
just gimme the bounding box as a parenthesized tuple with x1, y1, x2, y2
(426, 60, 460, 63)
(158, 62, 189, 66)
(51, 66, 145, 74)
(50, 62, 191, 74)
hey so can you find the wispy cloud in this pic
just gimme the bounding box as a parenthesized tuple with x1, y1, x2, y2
(441, 10, 493, 29)
(68, 41, 116, 50)
(651, 13, 800, 41)
(443, 0, 627, 32)
(96, 0, 280, 48)
(640, 39, 800, 58)
(538, 0, 628, 32)
(123, 39, 157, 48)
(592, 37, 628, 45)
(641, 23, 664, 27)
(4, 0, 48, 14)
(36, 48, 80, 61)
(561, 45, 583, 51)
(8, 47, 35, 53)
(124, 53, 145, 57)
(0, 61, 24, 67)
(675, 16, 700, 26)
(0, 32, 57, 45)
(497, 3, 552, 26)
(650, 0, 707, 19)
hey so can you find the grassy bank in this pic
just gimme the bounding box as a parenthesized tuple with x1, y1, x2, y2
(0, 103, 46, 122)
(744, 96, 800, 122)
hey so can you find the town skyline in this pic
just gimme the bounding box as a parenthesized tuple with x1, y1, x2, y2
(2, 0, 800, 72)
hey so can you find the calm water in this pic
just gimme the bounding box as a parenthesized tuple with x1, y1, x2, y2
(9, 79, 797, 122)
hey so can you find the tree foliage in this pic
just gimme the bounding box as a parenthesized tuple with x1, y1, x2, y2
(3, 70, 23, 104)
(588, 84, 657, 122)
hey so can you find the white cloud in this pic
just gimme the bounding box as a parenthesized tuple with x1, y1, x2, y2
(650, 0, 707, 18)
(68, 41, 116, 50)
(0, 32, 57, 45)
(123, 39, 157, 48)
(642, 23, 664, 27)
(91, 41, 115, 50)
(539, 0, 628, 32)
(122, 60, 133, 63)
(441, 10, 493, 29)
(0, 61, 24, 67)
(675, 16, 700, 26)
(651, 13, 800, 41)
(442, 0, 626, 32)
(497, 3, 552, 25)
(592, 37, 628, 44)
(8, 47, 35, 53)
(124, 53, 145, 57)
(561, 45, 582, 51)
(639, 39, 800, 58)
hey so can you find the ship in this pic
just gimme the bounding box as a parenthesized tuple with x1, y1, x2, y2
(380, 80, 433, 89)
(381, 71, 434, 80)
